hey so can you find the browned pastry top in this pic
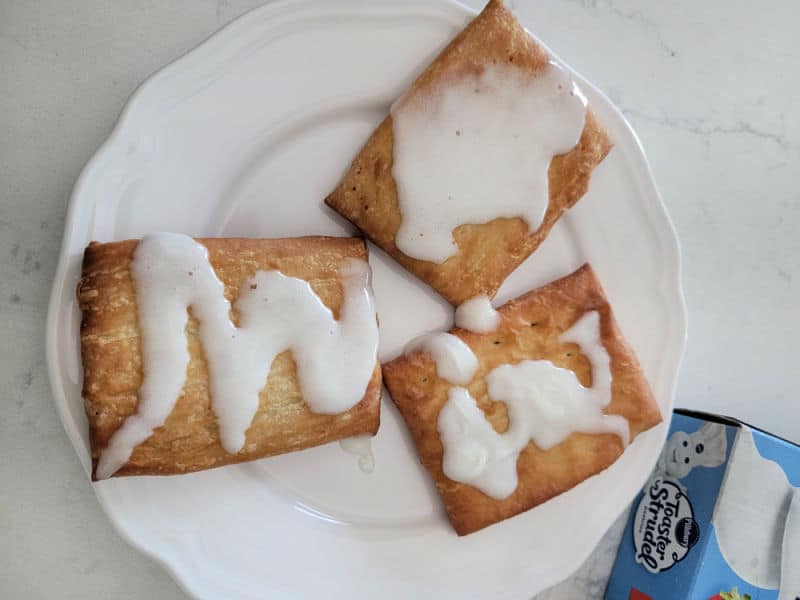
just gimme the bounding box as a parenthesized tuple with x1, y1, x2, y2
(383, 264, 661, 535)
(325, 0, 613, 305)
(78, 236, 381, 478)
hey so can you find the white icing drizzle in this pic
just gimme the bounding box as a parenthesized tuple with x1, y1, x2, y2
(559, 309, 611, 402)
(390, 61, 587, 264)
(339, 435, 375, 474)
(95, 233, 378, 480)
(437, 311, 629, 499)
(405, 332, 478, 385)
(454, 295, 501, 333)
(439, 387, 520, 498)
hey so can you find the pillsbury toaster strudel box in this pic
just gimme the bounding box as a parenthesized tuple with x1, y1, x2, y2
(605, 409, 800, 600)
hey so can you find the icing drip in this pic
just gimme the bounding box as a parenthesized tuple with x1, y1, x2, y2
(405, 332, 478, 385)
(454, 295, 501, 333)
(339, 435, 375, 474)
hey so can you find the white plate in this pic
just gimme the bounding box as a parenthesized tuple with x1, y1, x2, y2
(46, 0, 687, 597)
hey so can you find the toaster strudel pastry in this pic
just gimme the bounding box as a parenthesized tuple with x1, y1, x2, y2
(78, 235, 381, 479)
(382, 264, 661, 535)
(325, 0, 613, 306)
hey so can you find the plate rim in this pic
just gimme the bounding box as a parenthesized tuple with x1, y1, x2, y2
(45, 0, 688, 597)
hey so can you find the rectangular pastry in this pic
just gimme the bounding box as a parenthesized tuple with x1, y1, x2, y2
(78, 234, 382, 479)
(325, 0, 613, 306)
(382, 264, 661, 535)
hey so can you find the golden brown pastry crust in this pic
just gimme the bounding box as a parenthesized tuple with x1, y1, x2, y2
(382, 264, 661, 535)
(324, 0, 613, 306)
(78, 236, 382, 479)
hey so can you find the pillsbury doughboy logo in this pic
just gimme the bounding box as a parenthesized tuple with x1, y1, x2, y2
(631, 422, 727, 574)
(633, 475, 698, 573)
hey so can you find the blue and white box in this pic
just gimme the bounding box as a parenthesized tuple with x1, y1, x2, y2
(605, 410, 800, 600)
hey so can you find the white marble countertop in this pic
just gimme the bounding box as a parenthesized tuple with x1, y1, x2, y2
(1, 0, 798, 598)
